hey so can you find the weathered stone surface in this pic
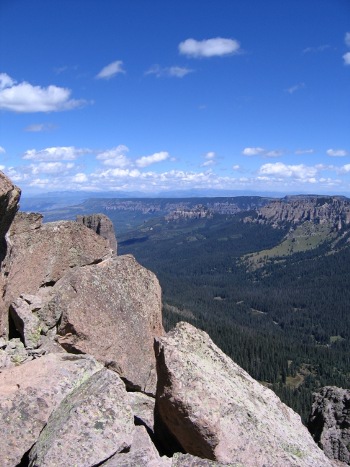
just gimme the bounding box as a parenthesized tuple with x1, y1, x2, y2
(45, 255, 163, 394)
(9, 295, 42, 348)
(128, 391, 155, 433)
(101, 425, 171, 467)
(171, 453, 229, 466)
(0, 353, 102, 467)
(155, 322, 334, 467)
(77, 213, 117, 254)
(0, 213, 113, 336)
(308, 387, 350, 464)
(29, 368, 134, 467)
(0, 337, 32, 368)
(0, 171, 21, 242)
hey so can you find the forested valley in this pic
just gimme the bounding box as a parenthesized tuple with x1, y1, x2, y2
(118, 209, 350, 423)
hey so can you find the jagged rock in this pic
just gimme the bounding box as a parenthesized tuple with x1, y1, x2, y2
(128, 391, 155, 433)
(77, 213, 117, 254)
(308, 387, 350, 464)
(29, 368, 134, 467)
(44, 255, 163, 394)
(0, 353, 102, 467)
(0, 171, 21, 245)
(0, 212, 113, 336)
(9, 295, 42, 348)
(101, 425, 171, 466)
(155, 322, 334, 467)
(0, 337, 32, 368)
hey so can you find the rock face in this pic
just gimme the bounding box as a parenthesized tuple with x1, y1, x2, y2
(29, 368, 134, 467)
(46, 255, 163, 394)
(308, 387, 350, 464)
(0, 171, 21, 247)
(77, 213, 117, 254)
(0, 353, 102, 467)
(0, 212, 113, 336)
(155, 322, 334, 467)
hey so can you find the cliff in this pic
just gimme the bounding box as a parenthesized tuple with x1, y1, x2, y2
(0, 171, 344, 466)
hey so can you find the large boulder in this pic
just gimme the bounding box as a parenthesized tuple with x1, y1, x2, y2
(0, 353, 102, 467)
(29, 368, 134, 467)
(77, 213, 117, 254)
(154, 322, 334, 467)
(0, 212, 113, 336)
(0, 171, 21, 244)
(308, 387, 350, 464)
(44, 255, 163, 394)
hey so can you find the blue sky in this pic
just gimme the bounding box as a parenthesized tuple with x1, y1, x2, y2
(0, 0, 350, 196)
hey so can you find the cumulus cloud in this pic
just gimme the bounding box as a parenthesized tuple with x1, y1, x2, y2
(179, 37, 240, 58)
(135, 151, 169, 168)
(201, 151, 217, 167)
(0, 73, 86, 113)
(23, 146, 90, 161)
(343, 52, 350, 66)
(72, 173, 88, 183)
(242, 147, 283, 158)
(96, 145, 130, 167)
(31, 162, 75, 175)
(0, 146, 5, 154)
(327, 148, 348, 157)
(145, 65, 193, 78)
(258, 162, 318, 179)
(96, 61, 125, 79)
(302, 45, 330, 54)
(232, 165, 241, 171)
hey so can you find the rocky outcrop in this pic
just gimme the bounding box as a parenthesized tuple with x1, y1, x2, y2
(155, 322, 334, 467)
(45, 255, 163, 394)
(29, 368, 134, 467)
(0, 353, 102, 466)
(251, 196, 350, 229)
(0, 212, 113, 336)
(308, 387, 350, 464)
(0, 171, 21, 247)
(77, 213, 117, 254)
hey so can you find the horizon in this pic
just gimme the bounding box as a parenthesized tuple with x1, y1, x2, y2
(1, 0, 350, 197)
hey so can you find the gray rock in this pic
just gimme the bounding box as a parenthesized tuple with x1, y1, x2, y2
(48, 255, 163, 394)
(171, 453, 232, 466)
(128, 391, 155, 433)
(1, 213, 113, 336)
(9, 295, 42, 348)
(77, 213, 117, 254)
(102, 425, 171, 467)
(0, 171, 21, 242)
(308, 387, 350, 464)
(155, 322, 334, 467)
(0, 353, 102, 467)
(29, 368, 134, 467)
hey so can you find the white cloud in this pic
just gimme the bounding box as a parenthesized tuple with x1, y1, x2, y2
(205, 151, 216, 160)
(295, 149, 315, 155)
(0, 165, 5, 171)
(135, 151, 169, 168)
(302, 45, 330, 54)
(345, 32, 350, 48)
(343, 52, 350, 66)
(327, 148, 348, 157)
(232, 165, 241, 170)
(258, 162, 318, 179)
(23, 146, 89, 161)
(242, 147, 265, 156)
(96, 60, 125, 79)
(286, 83, 305, 94)
(145, 65, 193, 78)
(0, 146, 5, 154)
(179, 37, 240, 58)
(0, 73, 86, 113)
(201, 151, 216, 167)
(30, 162, 75, 175)
(265, 150, 283, 158)
(24, 123, 55, 132)
(96, 145, 130, 167)
(72, 173, 88, 183)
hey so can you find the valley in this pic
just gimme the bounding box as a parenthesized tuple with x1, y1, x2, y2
(29, 194, 350, 423)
